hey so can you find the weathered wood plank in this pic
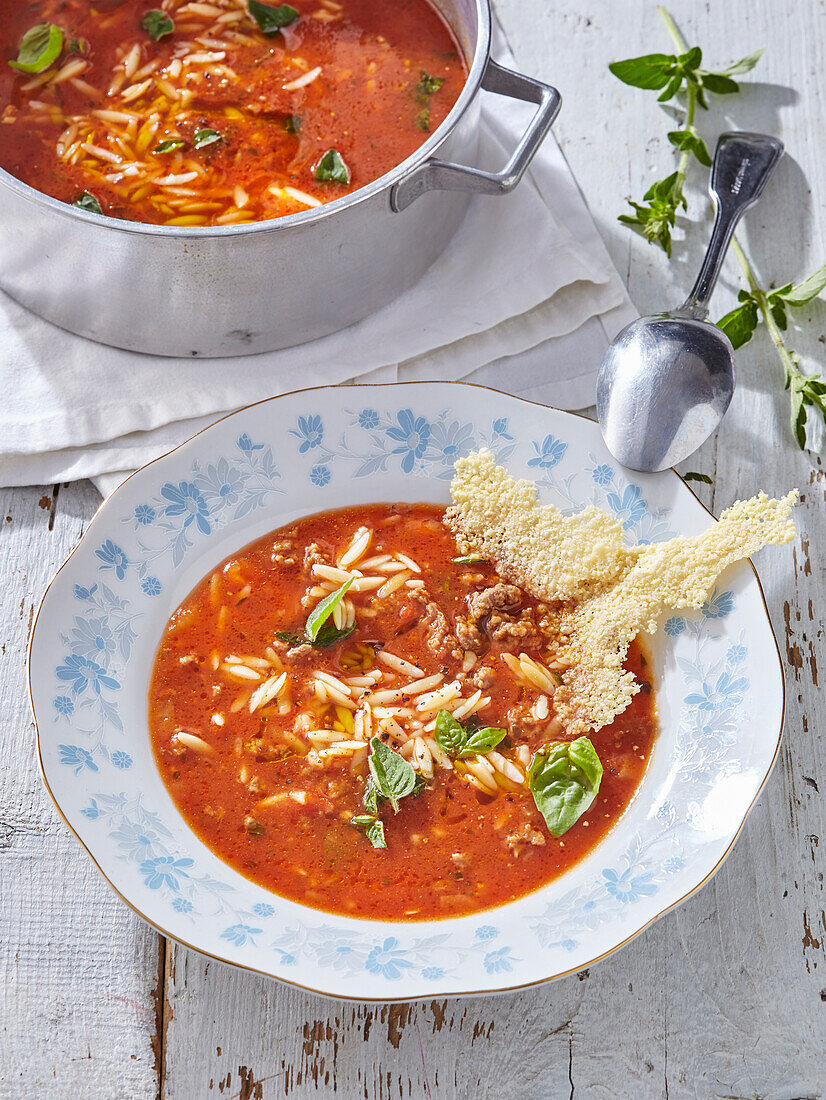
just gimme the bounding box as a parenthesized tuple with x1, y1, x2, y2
(0, 483, 161, 1100)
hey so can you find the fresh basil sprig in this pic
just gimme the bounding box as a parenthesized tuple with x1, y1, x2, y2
(528, 737, 603, 837)
(248, 0, 299, 35)
(350, 813, 386, 849)
(155, 138, 185, 154)
(9, 23, 63, 73)
(276, 578, 355, 649)
(368, 736, 419, 812)
(73, 192, 102, 215)
(611, 7, 826, 451)
(193, 128, 221, 149)
(315, 149, 350, 184)
(434, 710, 506, 759)
(141, 10, 174, 40)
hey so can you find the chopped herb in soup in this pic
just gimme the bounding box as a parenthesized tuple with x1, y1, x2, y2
(0, 0, 465, 226)
(148, 503, 658, 920)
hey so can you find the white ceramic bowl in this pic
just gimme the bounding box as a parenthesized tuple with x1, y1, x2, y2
(29, 383, 784, 1000)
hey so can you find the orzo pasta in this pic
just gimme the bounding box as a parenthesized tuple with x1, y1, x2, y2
(0, 0, 465, 225)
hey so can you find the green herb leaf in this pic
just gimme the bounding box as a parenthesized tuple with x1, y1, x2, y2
(368, 737, 418, 812)
(9, 23, 63, 73)
(717, 296, 759, 349)
(680, 45, 702, 70)
(193, 128, 221, 149)
(682, 471, 713, 484)
(667, 127, 711, 166)
(275, 630, 305, 646)
(618, 172, 685, 257)
(434, 710, 506, 759)
(141, 10, 174, 41)
(363, 779, 380, 815)
(452, 554, 489, 565)
(364, 819, 386, 848)
(306, 578, 353, 642)
(68, 37, 89, 56)
(608, 52, 677, 90)
(72, 192, 102, 215)
(699, 71, 739, 96)
(464, 725, 507, 755)
(283, 114, 301, 134)
(311, 621, 356, 648)
(528, 737, 603, 837)
(248, 0, 299, 35)
(720, 48, 764, 76)
(434, 710, 466, 756)
(770, 300, 788, 331)
(415, 70, 445, 100)
(776, 262, 826, 307)
(155, 138, 185, 153)
(416, 106, 431, 132)
(315, 149, 350, 184)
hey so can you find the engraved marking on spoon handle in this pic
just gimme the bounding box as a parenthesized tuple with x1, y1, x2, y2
(679, 132, 784, 320)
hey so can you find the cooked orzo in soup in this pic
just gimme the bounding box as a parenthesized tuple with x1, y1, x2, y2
(149, 503, 658, 920)
(0, 0, 464, 225)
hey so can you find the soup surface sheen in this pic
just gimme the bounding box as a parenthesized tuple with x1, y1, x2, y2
(149, 504, 657, 921)
(0, 0, 464, 225)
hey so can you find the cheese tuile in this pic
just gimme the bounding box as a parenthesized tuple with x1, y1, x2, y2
(445, 449, 639, 600)
(447, 450, 797, 734)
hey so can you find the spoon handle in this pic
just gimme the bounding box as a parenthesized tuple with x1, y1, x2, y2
(679, 132, 784, 320)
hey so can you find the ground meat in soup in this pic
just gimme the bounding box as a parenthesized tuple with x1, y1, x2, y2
(149, 503, 658, 920)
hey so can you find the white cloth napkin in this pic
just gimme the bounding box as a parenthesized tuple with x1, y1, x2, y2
(0, 26, 634, 494)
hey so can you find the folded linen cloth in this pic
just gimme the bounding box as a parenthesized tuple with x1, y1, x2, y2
(0, 26, 634, 494)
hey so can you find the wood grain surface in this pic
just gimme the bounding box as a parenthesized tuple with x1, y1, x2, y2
(2, 1, 824, 1097)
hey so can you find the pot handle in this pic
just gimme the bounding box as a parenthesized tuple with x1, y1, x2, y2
(390, 58, 561, 213)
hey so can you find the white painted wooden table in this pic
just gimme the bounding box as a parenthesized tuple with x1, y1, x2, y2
(2, 2, 824, 1096)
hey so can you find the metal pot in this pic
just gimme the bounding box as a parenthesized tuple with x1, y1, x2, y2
(0, 0, 560, 357)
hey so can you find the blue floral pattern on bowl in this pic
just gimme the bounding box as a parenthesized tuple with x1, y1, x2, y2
(29, 383, 785, 1000)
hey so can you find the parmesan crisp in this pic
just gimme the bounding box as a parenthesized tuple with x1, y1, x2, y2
(446, 450, 797, 734)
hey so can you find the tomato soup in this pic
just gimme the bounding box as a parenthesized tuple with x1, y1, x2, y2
(148, 504, 657, 921)
(0, 0, 465, 225)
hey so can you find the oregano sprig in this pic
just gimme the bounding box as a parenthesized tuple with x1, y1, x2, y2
(611, 6, 826, 450)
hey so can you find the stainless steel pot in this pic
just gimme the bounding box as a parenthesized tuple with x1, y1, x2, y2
(0, 0, 560, 357)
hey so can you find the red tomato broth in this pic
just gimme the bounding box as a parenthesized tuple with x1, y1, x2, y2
(149, 504, 658, 920)
(0, 0, 465, 225)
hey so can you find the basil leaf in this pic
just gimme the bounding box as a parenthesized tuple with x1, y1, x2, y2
(463, 725, 507, 756)
(72, 192, 102, 215)
(283, 114, 301, 134)
(9, 23, 63, 73)
(68, 37, 89, 56)
(608, 53, 676, 90)
(528, 737, 603, 838)
(155, 138, 185, 153)
(248, 0, 299, 35)
(416, 107, 430, 132)
(364, 819, 386, 848)
(141, 10, 174, 41)
(306, 578, 353, 641)
(452, 554, 488, 564)
(717, 297, 759, 349)
(699, 71, 739, 96)
(194, 128, 221, 149)
(311, 621, 355, 648)
(415, 70, 444, 100)
(683, 471, 713, 485)
(275, 630, 305, 646)
(720, 48, 764, 77)
(315, 149, 350, 184)
(368, 737, 417, 812)
(434, 710, 466, 756)
(778, 263, 826, 307)
(667, 128, 711, 167)
(363, 779, 380, 815)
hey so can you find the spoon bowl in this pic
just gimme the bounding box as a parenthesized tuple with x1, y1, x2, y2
(597, 131, 783, 472)
(596, 312, 735, 471)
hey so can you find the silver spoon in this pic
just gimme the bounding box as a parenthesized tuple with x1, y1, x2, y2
(596, 131, 783, 472)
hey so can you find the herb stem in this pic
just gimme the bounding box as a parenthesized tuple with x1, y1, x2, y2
(658, 5, 687, 53)
(731, 237, 801, 383)
(658, 8, 694, 193)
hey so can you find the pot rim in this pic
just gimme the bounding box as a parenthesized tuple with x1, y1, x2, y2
(0, 0, 490, 240)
